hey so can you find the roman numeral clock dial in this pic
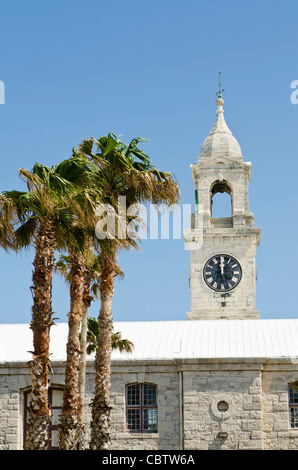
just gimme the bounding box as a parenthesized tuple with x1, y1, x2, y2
(203, 254, 242, 293)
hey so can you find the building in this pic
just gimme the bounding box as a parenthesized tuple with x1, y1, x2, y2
(1, 95, 298, 450)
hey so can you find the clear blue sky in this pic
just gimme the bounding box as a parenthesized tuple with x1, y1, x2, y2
(0, 0, 297, 324)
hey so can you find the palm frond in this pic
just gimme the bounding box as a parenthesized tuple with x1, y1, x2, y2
(54, 254, 71, 282)
(14, 216, 38, 249)
(86, 317, 134, 355)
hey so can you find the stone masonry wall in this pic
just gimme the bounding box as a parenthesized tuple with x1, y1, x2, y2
(262, 362, 298, 450)
(182, 363, 263, 450)
(1, 360, 298, 450)
(108, 363, 180, 450)
(187, 232, 260, 320)
(0, 365, 32, 450)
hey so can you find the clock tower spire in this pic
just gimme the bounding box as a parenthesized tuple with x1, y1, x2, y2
(184, 90, 261, 320)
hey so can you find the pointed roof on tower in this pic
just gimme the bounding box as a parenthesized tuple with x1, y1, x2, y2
(199, 85, 242, 161)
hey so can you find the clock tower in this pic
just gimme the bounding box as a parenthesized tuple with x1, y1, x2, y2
(184, 92, 261, 320)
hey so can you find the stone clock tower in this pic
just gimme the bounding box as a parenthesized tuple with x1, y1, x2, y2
(184, 93, 261, 320)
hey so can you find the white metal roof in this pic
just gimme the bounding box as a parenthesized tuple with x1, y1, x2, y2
(1, 319, 298, 364)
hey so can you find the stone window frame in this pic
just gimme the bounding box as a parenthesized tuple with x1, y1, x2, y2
(125, 383, 158, 433)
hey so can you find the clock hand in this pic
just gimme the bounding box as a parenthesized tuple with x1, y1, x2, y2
(220, 256, 225, 275)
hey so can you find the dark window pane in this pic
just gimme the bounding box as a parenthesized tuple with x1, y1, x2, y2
(127, 409, 140, 431)
(127, 384, 140, 406)
(290, 387, 298, 404)
(143, 384, 157, 406)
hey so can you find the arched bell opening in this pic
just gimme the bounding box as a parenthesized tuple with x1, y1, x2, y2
(210, 180, 233, 226)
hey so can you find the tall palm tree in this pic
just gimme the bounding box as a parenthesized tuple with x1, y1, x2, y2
(57, 197, 101, 449)
(58, 249, 87, 450)
(55, 243, 92, 450)
(74, 134, 180, 449)
(0, 156, 97, 450)
(54, 250, 96, 445)
(55, 250, 124, 449)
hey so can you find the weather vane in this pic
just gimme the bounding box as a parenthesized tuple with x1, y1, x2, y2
(214, 71, 226, 98)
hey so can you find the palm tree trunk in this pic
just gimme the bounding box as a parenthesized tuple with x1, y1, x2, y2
(89, 248, 115, 450)
(26, 219, 55, 450)
(77, 273, 93, 449)
(59, 253, 85, 450)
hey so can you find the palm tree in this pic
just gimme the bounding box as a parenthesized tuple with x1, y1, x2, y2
(54, 251, 96, 443)
(55, 251, 124, 449)
(0, 156, 97, 450)
(58, 249, 87, 450)
(74, 134, 180, 449)
(57, 200, 102, 449)
(54, 247, 93, 449)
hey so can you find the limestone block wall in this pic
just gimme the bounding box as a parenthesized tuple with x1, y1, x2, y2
(108, 363, 180, 450)
(262, 362, 298, 450)
(1, 359, 298, 450)
(0, 365, 32, 450)
(0, 361, 181, 450)
(187, 230, 260, 320)
(182, 362, 264, 450)
(191, 160, 251, 225)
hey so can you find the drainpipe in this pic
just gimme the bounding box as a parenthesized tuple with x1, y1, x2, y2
(178, 371, 184, 450)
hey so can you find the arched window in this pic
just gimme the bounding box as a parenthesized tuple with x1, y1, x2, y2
(23, 386, 64, 450)
(126, 383, 158, 433)
(210, 180, 232, 218)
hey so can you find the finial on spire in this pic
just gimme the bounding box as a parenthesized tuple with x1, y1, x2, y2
(218, 71, 223, 97)
(216, 71, 225, 98)
(213, 71, 226, 112)
(213, 72, 226, 99)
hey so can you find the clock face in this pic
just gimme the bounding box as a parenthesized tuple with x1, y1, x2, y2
(203, 254, 242, 293)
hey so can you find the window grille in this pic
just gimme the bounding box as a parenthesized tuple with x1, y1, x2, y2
(126, 383, 157, 433)
(289, 384, 298, 429)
